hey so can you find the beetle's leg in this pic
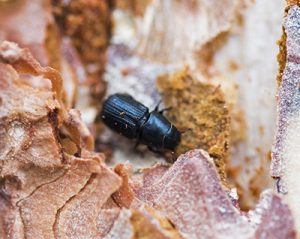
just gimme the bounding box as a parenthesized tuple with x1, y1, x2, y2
(154, 99, 163, 112)
(171, 151, 177, 162)
(134, 128, 144, 150)
(134, 140, 140, 149)
(154, 99, 172, 114)
(148, 146, 162, 154)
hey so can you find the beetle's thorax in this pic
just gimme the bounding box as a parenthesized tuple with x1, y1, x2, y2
(139, 111, 180, 150)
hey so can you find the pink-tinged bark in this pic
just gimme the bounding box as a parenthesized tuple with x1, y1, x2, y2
(133, 150, 295, 239)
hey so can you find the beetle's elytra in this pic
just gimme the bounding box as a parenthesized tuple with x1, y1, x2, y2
(101, 93, 181, 151)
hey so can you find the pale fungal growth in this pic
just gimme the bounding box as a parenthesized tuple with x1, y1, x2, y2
(272, 4, 300, 233)
(0, 41, 21, 62)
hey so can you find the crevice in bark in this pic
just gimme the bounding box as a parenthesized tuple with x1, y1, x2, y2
(52, 173, 97, 238)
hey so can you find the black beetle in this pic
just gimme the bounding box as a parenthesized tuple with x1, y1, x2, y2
(100, 93, 181, 151)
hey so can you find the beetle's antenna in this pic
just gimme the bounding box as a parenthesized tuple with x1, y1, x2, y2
(179, 128, 192, 134)
(158, 106, 172, 114)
